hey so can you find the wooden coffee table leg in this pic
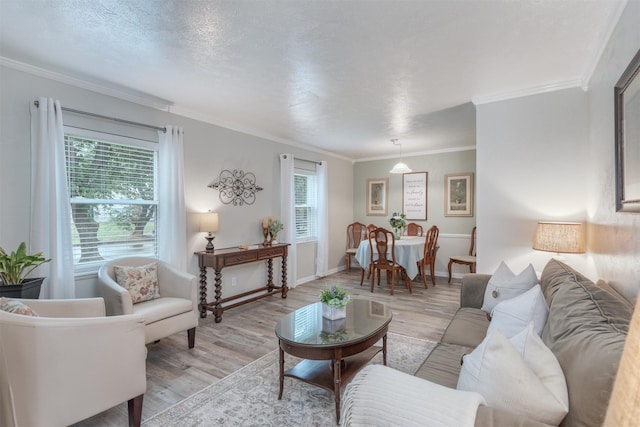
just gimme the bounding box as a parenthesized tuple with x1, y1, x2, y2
(278, 346, 285, 400)
(333, 356, 342, 424)
(383, 333, 388, 365)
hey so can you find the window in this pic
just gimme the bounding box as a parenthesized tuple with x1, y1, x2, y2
(294, 172, 317, 241)
(64, 128, 158, 271)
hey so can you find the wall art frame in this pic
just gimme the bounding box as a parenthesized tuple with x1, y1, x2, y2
(615, 49, 640, 213)
(366, 178, 388, 216)
(402, 172, 428, 220)
(444, 172, 474, 217)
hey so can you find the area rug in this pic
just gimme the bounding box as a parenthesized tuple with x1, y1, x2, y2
(143, 333, 435, 427)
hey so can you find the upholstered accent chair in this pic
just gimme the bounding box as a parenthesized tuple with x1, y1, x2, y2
(368, 227, 412, 296)
(346, 222, 366, 271)
(0, 298, 146, 427)
(406, 222, 424, 236)
(448, 226, 477, 282)
(419, 225, 440, 288)
(98, 257, 198, 348)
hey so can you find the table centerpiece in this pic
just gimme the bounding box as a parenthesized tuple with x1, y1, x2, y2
(389, 211, 407, 240)
(320, 285, 350, 320)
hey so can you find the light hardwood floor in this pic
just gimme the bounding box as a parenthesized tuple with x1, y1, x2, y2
(76, 269, 462, 426)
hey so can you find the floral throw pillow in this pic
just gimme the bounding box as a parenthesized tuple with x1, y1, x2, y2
(113, 262, 160, 304)
(0, 297, 39, 316)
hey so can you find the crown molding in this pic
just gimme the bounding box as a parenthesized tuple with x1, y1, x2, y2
(471, 79, 584, 106)
(168, 105, 353, 162)
(354, 145, 476, 163)
(582, 0, 629, 90)
(0, 56, 172, 111)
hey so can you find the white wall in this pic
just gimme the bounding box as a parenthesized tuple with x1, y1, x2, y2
(476, 88, 593, 277)
(586, 0, 640, 302)
(0, 65, 353, 298)
(475, 0, 640, 300)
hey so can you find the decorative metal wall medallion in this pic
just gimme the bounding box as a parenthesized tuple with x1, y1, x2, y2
(208, 169, 263, 206)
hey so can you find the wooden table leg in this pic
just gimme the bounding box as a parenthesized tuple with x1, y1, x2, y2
(383, 334, 388, 365)
(198, 266, 207, 318)
(213, 268, 223, 323)
(267, 258, 274, 291)
(334, 350, 343, 424)
(278, 345, 285, 400)
(281, 254, 288, 298)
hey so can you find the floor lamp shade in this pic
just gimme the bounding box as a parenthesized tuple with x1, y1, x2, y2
(604, 293, 640, 426)
(532, 221, 585, 254)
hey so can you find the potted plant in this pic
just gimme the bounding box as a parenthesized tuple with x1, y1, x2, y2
(320, 285, 351, 320)
(0, 242, 51, 299)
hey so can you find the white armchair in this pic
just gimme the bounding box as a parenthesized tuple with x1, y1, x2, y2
(98, 257, 198, 348)
(0, 298, 146, 427)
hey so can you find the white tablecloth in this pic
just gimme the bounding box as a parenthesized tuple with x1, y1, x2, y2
(355, 236, 425, 280)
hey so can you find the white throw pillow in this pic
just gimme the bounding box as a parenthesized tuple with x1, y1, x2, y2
(486, 285, 548, 338)
(457, 325, 569, 426)
(481, 261, 538, 313)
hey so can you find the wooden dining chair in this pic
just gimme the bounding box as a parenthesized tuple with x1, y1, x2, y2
(368, 227, 411, 296)
(447, 226, 477, 283)
(346, 222, 366, 272)
(418, 225, 439, 288)
(406, 222, 424, 236)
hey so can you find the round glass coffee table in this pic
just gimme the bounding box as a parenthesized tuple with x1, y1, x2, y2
(275, 299, 392, 423)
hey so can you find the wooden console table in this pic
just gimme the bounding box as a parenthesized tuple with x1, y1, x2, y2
(195, 243, 289, 323)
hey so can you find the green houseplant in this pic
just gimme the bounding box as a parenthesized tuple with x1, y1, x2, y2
(0, 242, 51, 299)
(320, 285, 351, 320)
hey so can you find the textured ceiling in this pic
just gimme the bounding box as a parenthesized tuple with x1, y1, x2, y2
(0, 0, 626, 160)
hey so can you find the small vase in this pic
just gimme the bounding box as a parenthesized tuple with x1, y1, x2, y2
(322, 316, 346, 333)
(322, 304, 347, 320)
(393, 228, 402, 240)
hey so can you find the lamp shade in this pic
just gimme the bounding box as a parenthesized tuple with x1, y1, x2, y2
(532, 221, 585, 254)
(389, 161, 412, 174)
(200, 212, 219, 233)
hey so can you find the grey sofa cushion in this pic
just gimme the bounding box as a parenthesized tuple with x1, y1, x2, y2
(539, 258, 595, 306)
(474, 405, 553, 427)
(542, 267, 632, 427)
(414, 342, 472, 389)
(441, 307, 490, 348)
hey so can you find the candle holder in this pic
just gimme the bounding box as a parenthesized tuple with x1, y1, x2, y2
(263, 228, 270, 246)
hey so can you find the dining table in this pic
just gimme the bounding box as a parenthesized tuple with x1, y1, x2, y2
(354, 235, 425, 282)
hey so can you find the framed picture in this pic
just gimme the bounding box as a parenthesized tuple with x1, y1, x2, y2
(615, 49, 640, 213)
(444, 173, 474, 217)
(403, 172, 427, 220)
(366, 178, 388, 216)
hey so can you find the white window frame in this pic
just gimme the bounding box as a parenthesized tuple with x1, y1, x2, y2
(294, 170, 318, 243)
(64, 126, 159, 274)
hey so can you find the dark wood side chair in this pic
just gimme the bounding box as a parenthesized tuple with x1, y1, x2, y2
(447, 226, 477, 283)
(418, 225, 440, 288)
(368, 227, 411, 296)
(346, 222, 366, 271)
(406, 222, 424, 236)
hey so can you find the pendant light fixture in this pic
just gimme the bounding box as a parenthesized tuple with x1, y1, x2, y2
(389, 138, 412, 174)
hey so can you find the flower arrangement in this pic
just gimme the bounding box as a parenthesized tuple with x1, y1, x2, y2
(261, 216, 284, 244)
(320, 285, 351, 308)
(389, 212, 407, 230)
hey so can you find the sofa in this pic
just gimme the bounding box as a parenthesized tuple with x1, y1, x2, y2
(341, 259, 634, 426)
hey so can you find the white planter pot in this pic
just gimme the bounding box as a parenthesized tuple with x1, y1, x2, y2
(322, 304, 346, 320)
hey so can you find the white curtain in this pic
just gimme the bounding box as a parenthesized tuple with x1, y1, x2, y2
(158, 126, 187, 271)
(316, 160, 329, 277)
(29, 97, 75, 299)
(280, 154, 297, 288)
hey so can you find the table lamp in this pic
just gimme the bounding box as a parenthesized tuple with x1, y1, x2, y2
(200, 212, 219, 253)
(532, 221, 585, 259)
